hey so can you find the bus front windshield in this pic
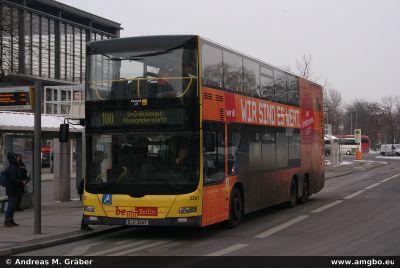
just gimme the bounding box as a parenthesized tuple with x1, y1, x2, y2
(88, 47, 198, 101)
(86, 132, 199, 195)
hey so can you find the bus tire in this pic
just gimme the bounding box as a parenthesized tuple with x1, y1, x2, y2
(346, 150, 351, 155)
(286, 179, 297, 208)
(226, 187, 243, 228)
(299, 176, 309, 204)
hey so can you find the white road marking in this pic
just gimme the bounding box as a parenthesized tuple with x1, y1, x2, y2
(254, 215, 309, 239)
(205, 244, 249, 256)
(113, 240, 131, 245)
(364, 183, 380, 190)
(344, 190, 365, 200)
(381, 173, 400, 183)
(86, 240, 149, 256)
(64, 241, 103, 256)
(311, 200, 344, 213)
(108, 241, 167, 256)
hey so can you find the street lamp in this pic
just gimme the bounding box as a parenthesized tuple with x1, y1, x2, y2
(339, 124, 344, 135)
(355, 114, 358, 130)
(350, 112, 358, 134)
(350, 112, 353, 135)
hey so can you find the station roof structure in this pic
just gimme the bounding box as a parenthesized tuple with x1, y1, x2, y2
(0, 111, 83, 135)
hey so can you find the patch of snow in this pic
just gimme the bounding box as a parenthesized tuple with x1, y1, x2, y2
(376, 156, 400, 160)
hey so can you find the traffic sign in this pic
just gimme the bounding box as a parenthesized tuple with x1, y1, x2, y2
(354, 129, 362, 143)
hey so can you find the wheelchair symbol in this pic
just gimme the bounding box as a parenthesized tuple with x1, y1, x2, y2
(102, 194, 112, 205)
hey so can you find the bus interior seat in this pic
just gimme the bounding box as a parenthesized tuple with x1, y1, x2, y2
(110, 80, 128, 99)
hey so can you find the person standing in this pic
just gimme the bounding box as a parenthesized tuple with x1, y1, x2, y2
(4, 152, 26, 227)
(16, 154, 28, 211)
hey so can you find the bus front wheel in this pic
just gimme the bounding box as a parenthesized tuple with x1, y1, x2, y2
(346, 150, 351, 155)
(226, 187, 243, 228)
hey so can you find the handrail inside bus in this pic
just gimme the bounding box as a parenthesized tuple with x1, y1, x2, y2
(90, 76, 196, 100)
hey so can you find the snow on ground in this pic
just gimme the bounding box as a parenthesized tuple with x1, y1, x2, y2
(376, 156, 400, 160)
(325, 160, 353, 166)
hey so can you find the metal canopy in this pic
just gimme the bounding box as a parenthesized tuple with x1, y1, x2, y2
(0, 111, 83, 133)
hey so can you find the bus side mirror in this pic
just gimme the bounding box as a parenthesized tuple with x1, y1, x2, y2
(204, 132, 216, 152)
(59, 124, 69, 142)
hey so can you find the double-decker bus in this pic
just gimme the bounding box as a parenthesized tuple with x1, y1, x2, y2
(83, 35, 325, 228)
(335, 135, 370, 155)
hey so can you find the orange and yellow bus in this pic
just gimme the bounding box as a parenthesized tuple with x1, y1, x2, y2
(83, 35, 324, 228)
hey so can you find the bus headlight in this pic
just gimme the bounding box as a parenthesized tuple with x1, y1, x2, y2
(84, 206, 96, 213)
(179, 207, 197, 214)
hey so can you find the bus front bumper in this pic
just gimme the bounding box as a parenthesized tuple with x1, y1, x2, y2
(84, 215, 202, 227)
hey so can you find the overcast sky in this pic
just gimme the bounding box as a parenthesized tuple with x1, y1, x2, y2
(58, 0, 400, 103)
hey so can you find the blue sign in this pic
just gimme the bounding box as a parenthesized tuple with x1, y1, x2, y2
(102, 194, 113, 205)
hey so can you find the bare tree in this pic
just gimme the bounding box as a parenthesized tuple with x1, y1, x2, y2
(345, 100, 384, 149)
(0, 2, 32, 81)
(294, 52, 324, 83)
(381, 96, 400, 144)
(323, 83, 343, 134)
(295, 53, 315, 80)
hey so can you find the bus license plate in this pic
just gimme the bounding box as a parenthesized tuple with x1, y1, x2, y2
(126, 219, 149, 226)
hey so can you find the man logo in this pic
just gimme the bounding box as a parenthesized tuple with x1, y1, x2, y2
(102, 194, 113, 205)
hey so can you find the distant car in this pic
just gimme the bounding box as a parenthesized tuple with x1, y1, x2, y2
(41, 145, 51, 167)
(380, 144, 400, 156)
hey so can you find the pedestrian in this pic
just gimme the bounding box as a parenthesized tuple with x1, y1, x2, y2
(4, 152, 26, 227)
(16, 154, 29, 211)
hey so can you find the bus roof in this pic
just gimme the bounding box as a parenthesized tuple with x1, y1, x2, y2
(87, 35, 197, 53)
(87, 35, 322, 87)
(335, 135, 370, 140)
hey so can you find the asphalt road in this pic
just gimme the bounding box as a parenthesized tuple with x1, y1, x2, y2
(17, 154, 400, 256)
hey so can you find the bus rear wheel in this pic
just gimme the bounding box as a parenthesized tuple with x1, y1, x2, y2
(346, 150, 351, 155)
(226, 187, 243, 228)
(286, 179, 297, 208)
(299, 177, 309, 204)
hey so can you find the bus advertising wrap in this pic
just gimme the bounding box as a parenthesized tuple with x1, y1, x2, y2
(203, 87, 301, 128)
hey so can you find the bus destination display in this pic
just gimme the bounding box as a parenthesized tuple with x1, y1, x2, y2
(91, 108, 186, 128)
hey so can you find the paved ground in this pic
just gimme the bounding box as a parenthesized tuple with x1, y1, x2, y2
(0, 168, 120, 256)
(0, 156, 391, 256)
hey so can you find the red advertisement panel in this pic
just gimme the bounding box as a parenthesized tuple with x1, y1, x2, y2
(225, 92, 301, 128)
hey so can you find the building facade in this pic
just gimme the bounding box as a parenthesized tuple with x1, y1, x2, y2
(0, 0, 121, 116)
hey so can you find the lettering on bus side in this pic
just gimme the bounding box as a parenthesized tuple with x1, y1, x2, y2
(258, 102, 276, 125)
(240, 99, 257, 123)
(238, 96, 300, 128)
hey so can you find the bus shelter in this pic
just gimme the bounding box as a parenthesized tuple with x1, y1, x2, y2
(0, 111, 84, 208)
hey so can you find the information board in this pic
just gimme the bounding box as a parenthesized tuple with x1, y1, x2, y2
(0, 87, 32, 111)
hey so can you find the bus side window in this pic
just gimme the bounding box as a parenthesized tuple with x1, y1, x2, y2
(274, 71, 287, 104)
(203, 122, 225, 184)
(202, 44, 223, 89)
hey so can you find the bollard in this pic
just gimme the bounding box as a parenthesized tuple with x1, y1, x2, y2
(356, 150, 363, 161)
